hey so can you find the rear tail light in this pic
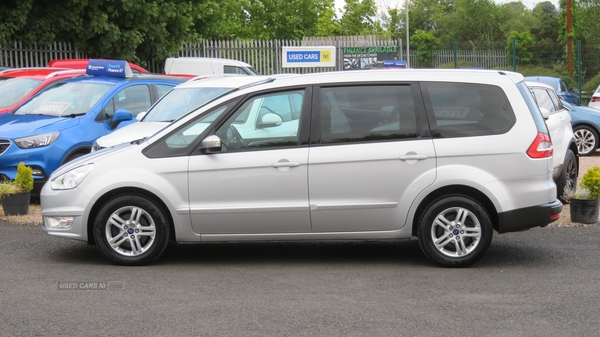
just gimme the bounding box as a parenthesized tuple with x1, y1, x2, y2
(591, 96, 600, 102)
(527, 132, 553, 158)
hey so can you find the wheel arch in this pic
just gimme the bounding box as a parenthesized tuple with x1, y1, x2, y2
(411, 185, 498, 236)
(60, 146, 92, 165)
(87, 187, 175, 245)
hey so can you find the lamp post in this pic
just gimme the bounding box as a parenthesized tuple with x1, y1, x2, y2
(405, 0, 410, 67)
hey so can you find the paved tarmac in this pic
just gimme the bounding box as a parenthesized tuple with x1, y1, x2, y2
(1, 220, 600, 336)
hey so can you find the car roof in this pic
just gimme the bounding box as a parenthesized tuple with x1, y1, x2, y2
(0, 67, 86, 80)
(524, 76, 559, 81)
(525, 81, 555, 91)
(233, 69, 523, 91)
(57, 73, 189, 86)
(49, 59, 149, 73)
(174, 75, 275, 89)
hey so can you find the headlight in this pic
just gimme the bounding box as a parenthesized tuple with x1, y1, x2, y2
(15, 132, 60, 149)
(50, 164, 93, 190)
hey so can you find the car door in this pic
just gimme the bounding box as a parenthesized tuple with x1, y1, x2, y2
(187, 88, 311, 234)
(530, 86, 570, 171)
(99, 84, 153, 133)
(308, 84, 436, 232)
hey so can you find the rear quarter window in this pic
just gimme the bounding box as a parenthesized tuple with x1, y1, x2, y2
(421, 82, 516, 138)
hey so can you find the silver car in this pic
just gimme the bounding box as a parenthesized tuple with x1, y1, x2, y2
(41, 69, 562, 267)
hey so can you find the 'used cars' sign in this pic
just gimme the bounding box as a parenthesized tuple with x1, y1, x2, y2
(282, 46, 336, 68)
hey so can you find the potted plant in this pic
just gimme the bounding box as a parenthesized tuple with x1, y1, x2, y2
(0, 162, 34, 216)
(563, 166, 600, 224)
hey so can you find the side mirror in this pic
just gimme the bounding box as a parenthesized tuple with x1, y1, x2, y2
(109, 109, 133, 129)
(136, 111, 147, 121)
(200, 135, 222, 153)
(257, 113, 283, 128)
(540, 107, 550, 120)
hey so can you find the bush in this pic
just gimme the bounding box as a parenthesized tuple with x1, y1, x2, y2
(14, 162, 33, 193)
(581, 166, 600, 199)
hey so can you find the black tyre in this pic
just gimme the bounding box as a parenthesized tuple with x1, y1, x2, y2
(574, 126, 598, 156)
(418, 195, 493, 268)
(93, 195, 170, 266)
(556, 149, 578, 204)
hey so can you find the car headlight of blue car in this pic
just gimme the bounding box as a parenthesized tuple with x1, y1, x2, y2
(14, 131, 60, 149)
(50, 164, 94, 190)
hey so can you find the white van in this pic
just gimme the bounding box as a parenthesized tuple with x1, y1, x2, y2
(164, 57, 258, 76)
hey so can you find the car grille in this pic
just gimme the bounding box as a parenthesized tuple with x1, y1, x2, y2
(0, 139, 10, 155)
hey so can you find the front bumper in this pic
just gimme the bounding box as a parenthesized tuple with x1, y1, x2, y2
(40, 183, 91, 242)
(497, 199, 563, 233)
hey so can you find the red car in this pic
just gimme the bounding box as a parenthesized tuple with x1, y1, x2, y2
(0, 67, 86, 114)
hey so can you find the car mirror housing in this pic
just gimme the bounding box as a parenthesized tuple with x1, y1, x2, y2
(539, 107, 550, 119)
(258, 113, 283, 128)
(136, 111, 147, 121)
(110, 109, 133, 129)
(200, 135, 222, 153)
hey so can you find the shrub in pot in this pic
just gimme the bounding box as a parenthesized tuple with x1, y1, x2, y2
(564, 166, 600, 224)
(0, 162, 34, 216)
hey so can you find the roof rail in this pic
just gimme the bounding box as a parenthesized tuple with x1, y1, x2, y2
(45, 69, 86, 79)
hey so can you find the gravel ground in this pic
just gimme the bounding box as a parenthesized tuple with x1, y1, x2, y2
(2, 153, 599, 227)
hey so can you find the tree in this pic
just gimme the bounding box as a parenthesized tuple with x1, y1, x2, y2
(0, 0, 199, 67)
(339, 0, 378, 35)
(506, 31, 535, 65)
(411, 29, 439, 67)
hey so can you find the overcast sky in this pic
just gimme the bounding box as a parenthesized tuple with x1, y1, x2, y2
(334, 0, 561, 12)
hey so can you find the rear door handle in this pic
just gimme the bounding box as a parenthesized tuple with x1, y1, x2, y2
(400, 154, 428, 161)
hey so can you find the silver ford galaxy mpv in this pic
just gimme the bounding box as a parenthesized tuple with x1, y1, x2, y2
(41, 69, 562, 267)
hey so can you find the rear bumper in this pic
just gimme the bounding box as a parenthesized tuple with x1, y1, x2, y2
(497, 199, 563, 233)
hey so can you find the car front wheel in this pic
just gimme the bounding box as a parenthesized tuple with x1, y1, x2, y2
(574, 126, 598, 156)
(93, 195, 170, 266)
(418, 195, 493, 268)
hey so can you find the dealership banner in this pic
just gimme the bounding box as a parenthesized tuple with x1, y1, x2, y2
(342, 46, 399, 70)
(282, 46, 336, 68)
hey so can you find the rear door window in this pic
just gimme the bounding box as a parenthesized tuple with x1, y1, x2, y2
(422, 82, 516, 138)
(317, 85, 418, 144)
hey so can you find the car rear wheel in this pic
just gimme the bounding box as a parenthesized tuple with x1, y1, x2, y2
(93, 194, 170, 266)
(418, 195, 493, 268)
(557, 149, 578, 203)
(574, 126, 598, 156)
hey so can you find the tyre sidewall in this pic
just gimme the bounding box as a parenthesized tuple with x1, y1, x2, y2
(418, 195, 493, 268)
(93, 195, 170, 266)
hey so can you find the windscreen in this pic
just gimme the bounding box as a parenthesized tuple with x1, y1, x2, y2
(0, 77, 43, 108)
(143, 87, 232, 122)
(14, 81, 112, 116)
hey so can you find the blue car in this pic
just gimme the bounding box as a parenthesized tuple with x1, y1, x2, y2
(524, 76, 580, 106)
(562, 100, 600, 156)
(0, 60, 187, 193)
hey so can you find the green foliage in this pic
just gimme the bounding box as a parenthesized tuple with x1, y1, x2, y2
(14, 162, 33, 193)
(436, 60, 476, 69)
(0, 162, 33, 196)
(0, 0, 199, 66)
(411, 30, 440, 67)
(506, 31, 535, 65)
(581, 166, 600, 199)
(339, 0, 378, 35)
(583, 72, 600, 93)
(0, 183, 19, 198)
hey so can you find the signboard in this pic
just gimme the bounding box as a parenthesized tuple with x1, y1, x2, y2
(343, 46, 399, 70)
(282, 46, 336, 68)
(86, 59, 133, 78)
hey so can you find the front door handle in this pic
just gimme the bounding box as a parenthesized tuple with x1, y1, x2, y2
(271, 161, 300, 168)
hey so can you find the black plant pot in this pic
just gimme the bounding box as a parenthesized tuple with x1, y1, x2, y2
(570, 198, 600, 224)
(1, 192, 30, 216)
